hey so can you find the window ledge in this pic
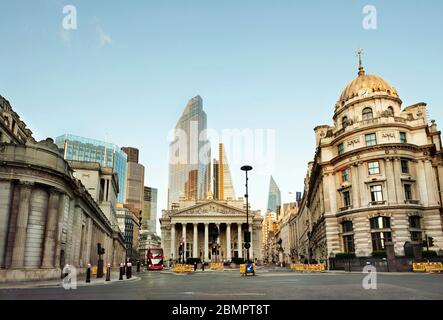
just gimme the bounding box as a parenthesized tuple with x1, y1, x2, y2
(339, 206, 353, 212)
(369, 201, 387, 206)
(405, 200, 420, 205)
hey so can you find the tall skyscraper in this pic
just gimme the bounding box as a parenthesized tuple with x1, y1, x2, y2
(267, 176, 281, 216)
(213, 143, 236, 200)
(121, 147, 145, 217)
(55, 134, 127, 203)
(142, 186, 158, 232)
(168, 95, 211, 208)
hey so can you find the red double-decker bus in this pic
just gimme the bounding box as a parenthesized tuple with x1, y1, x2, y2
(147, 248, 164, 270)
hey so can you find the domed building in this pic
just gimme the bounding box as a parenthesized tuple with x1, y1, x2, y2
(290, 52, 443, 270)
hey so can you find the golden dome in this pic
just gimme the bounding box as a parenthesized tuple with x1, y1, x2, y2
(339, 73, 398, 103)
(338, 49, 398, 104)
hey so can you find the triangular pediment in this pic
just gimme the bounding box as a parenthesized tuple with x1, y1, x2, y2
(172, 200, 246, 216)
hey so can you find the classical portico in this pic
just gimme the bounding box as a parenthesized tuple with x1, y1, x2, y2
(160, 199, 263, 264)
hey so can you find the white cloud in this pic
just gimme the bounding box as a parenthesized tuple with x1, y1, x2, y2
(96, 26, 112, 47)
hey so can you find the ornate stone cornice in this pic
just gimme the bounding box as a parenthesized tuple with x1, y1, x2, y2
(335, 204, 440, 218)
(325, 143, 435, 166)
(327, 123, 427, 146)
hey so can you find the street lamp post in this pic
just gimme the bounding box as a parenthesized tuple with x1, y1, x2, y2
(241, 165, 253, 263)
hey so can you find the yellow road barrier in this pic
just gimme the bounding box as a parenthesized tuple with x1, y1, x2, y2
(290, 263, 326, 272)
(240, 263, 256, 275)
(412, 262, 427, 272)
(412, 262, 442, 273)
(210, 262, 224, 271)
(173, 264, 193, 273)
(91, 265, 105, 275)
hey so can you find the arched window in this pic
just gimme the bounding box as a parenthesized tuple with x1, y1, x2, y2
(342, 116, 348, 128)
(362, 107, 373, 121)
(387, 106, 394, 116)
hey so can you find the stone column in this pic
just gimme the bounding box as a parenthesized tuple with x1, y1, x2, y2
(103, 179, 108, 201)
(424, 160, 438, 206)
(226, 223, 231, 261)
(358, 165, 369, 207)
(54, 194, 66, 268)
(350, 164, 360, 208)
(216, 223, 220, 245)
(41, 189, 60, 268)
(193, 223, 198, 258)
(249, 225, 253, 260)
(204, 223, 209, 262)
(182, 223, 187, 259)
(385, 158, 397, 204)
(85, 217, 93, 267)
(170, 223, 175, 260)
(394, 158, 407, 204)
(11, 182, 33, 269)
(238, 223, 243, 259)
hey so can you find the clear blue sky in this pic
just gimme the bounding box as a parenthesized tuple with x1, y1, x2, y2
(1, 0, 443, 232)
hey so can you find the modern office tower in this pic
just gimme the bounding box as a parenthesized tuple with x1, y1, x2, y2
(267, 176, 282, 216)
(121, 147, 145, 217)
(213, 143, 236, 200)
(116, 204, 141, 259)
(142, 186, 158, 232)
(168, 95, 211, 209)
(55, 134, 128, 203)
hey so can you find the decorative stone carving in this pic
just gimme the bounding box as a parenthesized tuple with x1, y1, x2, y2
(347, 138, 360, 147)
(382, 132, 396, 141)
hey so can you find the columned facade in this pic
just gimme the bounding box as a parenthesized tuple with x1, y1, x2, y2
(0, 97, 126, 282)
(161, 199, 263, 264)
(290, 57, 443, 265)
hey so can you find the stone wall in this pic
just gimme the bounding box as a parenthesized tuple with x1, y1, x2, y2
(0, 140, 126, 283)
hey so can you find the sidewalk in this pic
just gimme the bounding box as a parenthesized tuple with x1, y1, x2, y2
(0, 271, 139, 289)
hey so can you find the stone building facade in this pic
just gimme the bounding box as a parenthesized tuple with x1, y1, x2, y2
(274, 202, 299, 265)
(160, 198, 263, 264)
(290, 56, 443, 265)
(0, 95, 125, 282)
(262, 211, 277, 263)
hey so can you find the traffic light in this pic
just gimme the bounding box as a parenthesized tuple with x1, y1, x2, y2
(97, 243, 105, 255)
(428, 237, 434, 247)
(244, 231, 251, 243)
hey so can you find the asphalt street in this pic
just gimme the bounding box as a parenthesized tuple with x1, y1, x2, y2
(1, 269, 442, 300)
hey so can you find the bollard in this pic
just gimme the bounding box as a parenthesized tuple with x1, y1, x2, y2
(106, 263, 111, 281)
(137, 261, 141, 273)
(126, 262, 132, 279)
(201, 262, 205, 271)
(119, 263, 124, 280)
(194, 262, 197, 271)
(86, 263, 91, 283)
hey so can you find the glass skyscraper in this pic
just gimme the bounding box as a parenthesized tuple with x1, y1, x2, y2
(55, 134, 128, 203)
(267, 175, 281, 215)
(168, 96, 211, 209)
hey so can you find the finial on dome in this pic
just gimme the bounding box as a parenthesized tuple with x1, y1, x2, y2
(357, 48, 365, 76)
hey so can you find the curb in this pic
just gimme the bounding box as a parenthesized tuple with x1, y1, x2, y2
(0, 275, 140, 290)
